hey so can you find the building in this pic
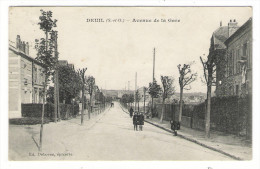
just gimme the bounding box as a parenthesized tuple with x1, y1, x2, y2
(215, 18, 252, 97)
(118, 90, 134, 99)
(58, 60, 74, 69)
(58, 60, 68, 66)
(137, 86, 150, 103)
(9, 35, 46, 118)
(171, 92, 206, 104)
(208, 19, 239, 97)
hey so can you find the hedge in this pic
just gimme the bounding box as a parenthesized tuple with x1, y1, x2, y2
(22, 103, 80, 120)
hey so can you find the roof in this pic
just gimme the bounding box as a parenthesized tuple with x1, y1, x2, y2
(225, 17, 252, 45)
(9, 45, 46, 68)
(212, 26, 229, 50)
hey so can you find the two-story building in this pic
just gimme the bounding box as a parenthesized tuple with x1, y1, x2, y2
(9, 35, 46, 118)
(215, 18, 252, 97)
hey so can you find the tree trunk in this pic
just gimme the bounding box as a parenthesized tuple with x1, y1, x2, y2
(151, 97, 154, 118)
(89, 95, 92, 119)
(205, 84, 212, 138)
(39, 78, 47, 151)
(160, 98, 165, 123)
(205, 68, 213, 138)
(39, 31, 48, 151)
(178, 87, 184, 122)
(81, 85, 84, 125)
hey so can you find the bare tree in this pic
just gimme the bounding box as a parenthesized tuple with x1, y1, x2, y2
(177, 63, 197, 123)
(160, 76, 175, 123)
(200, 51, 224, 138)
(78, 68, 87, 125)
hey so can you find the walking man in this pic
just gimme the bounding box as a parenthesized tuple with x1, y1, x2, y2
(129, 107, 133, 118)
(139, 113, 144, 131)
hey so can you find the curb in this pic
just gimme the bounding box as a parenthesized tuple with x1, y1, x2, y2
(119, 104, 242, 161)
(144, 120, 243, 161)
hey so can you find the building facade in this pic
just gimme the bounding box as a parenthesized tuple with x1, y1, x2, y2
(215, 18, 252, 97)
(9, 35, 46, 118)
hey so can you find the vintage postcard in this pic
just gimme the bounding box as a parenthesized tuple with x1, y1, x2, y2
(2, 4, 259, 169)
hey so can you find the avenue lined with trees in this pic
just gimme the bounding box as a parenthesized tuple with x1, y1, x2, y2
(34, 10, 112, 151)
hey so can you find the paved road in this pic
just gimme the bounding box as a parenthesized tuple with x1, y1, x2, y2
(66, 102, 232, 160)
(9, 102, 233, 161)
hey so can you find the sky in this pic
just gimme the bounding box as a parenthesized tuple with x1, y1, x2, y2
(9, 7, 252, 92)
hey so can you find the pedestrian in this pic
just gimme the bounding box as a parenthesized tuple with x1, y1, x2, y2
(170, 120, 178, 136)
(133, 112, 138, 131)
(139, 113, 144, 131)
(129, 107, 133, 118)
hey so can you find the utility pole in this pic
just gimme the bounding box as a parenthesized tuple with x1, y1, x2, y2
(151, 48, 155, 117)
(78, 68, 87, 125)
(57, 69, 60, 120)
(128, 81, 130, 91)
(143, 87, 147, 115)
(135, 72, 137, 111)
(54, 31, 59, 122)
(54, 70, 57, 122)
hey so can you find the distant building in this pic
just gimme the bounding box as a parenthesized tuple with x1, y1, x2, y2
(215, 18, 252, 97)
(58, 60, 74, 70)
(137, 87, 151, 104)
(9, 35, 46, 118)
(58, 60, 68, 66)
(171, 93, 206, 104)
(118, 90, 134, 98)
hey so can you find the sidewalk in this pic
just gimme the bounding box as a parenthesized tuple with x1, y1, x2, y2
(9, 107, 110, 160)
(120, 105, 252, 160)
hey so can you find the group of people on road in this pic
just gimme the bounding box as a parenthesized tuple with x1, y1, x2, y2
(129, 107, 144, 131)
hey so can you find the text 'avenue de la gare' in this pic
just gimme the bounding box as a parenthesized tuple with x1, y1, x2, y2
(86, 18, 181, 23)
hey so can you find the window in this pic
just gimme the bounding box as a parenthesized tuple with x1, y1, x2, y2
(34, 67, 37, 83)
(236, 48, 240, 73)
(24, 78, 28, 85)
(243, 43, 247, 57)
(233, 50, 236, 74)
(229, 86, 233, 95)
(247, 41, 251, 69)
(226, 55, 229, 77)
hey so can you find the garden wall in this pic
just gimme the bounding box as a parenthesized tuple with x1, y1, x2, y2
(22, 103, 79, 120)
(154, 95, 252, 138)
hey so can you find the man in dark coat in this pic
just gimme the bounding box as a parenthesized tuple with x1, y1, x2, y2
(133, 112, 138, 131)
(170, 120, 179, 136)
(129, 107, 133, 118)
(139, 113, 144, 131)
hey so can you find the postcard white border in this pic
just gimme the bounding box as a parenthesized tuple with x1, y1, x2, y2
(1, 0, 260, 169)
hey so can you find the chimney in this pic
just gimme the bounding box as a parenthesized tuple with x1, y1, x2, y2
(228, 19, 239, 37)
(16, 35, 21, 50)
(25, 42, 29, 55)
(22, 41, 26, 53)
